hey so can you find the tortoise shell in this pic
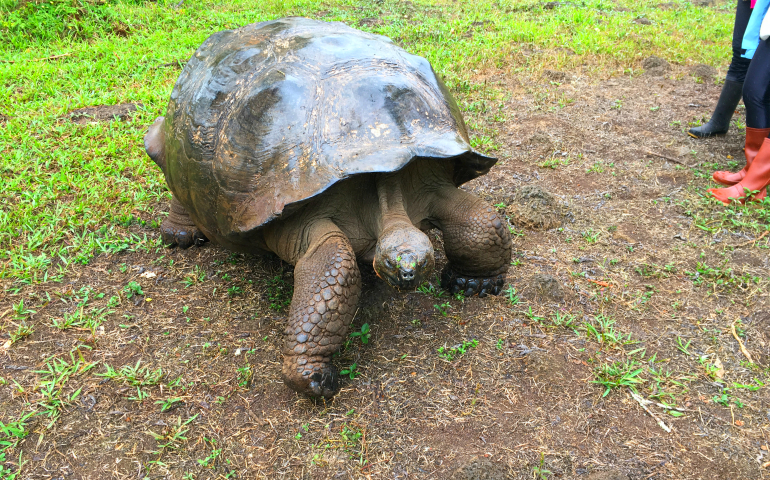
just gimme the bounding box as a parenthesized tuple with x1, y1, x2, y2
(156, 17, 495, 242)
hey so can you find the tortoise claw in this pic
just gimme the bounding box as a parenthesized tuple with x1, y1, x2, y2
(160, 197, 208, 249)
(160, 221, 208, 249)
(282, 360, 340, 399)
(440, 267, 506, 298)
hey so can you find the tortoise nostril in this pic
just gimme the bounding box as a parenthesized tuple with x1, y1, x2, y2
(399, 268, 415, 281)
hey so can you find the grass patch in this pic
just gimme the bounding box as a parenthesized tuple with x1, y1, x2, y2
(593, 359, 645, 397)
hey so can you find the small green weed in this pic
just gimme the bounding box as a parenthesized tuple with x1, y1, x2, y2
(236, 364, 253, 388)
(434, 302, 451, 316)
(11, 299, 35, 318)
(349, 323, 371, 344)
(148, 414, 199, 451)
(181, 265, 206, 288)
(34, 352, 97, 426)
(227, 285, 243, 297)
(593, 360, 645, 397)
(265, 272, 293, 311)
(339, 424, 366, 465)
(198, 446, 222, 468)
(155, 397, 183, 413)
(582, 315, 635, 349)
(8, 322, 34, 345)
(417, 280, 446, 298)
(438, 339, 478, 361)
(0, 412, 34, 452)
(675, 336, 692, 356)
(685, 261, 759, 292)
(523, 306, 545, 324)
(98, 360, 163, 387)
(123, 281, 143, 298)
(0, 451, 25, 480)
(340, 363, 360, 379)
(540, 153, 570, 169)
(550, 310, 576, 329)
(586, 161, 605, 174)
(503, 284, 520, 306)
(582, 228, 600, 243)
(532, 453, 552, 480)
(52, 305, 111, 334)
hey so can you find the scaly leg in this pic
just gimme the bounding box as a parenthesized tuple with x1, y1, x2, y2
(432, 187, 512, 297)
(160, 196, 208, 249)
(281, 223, 361, 398)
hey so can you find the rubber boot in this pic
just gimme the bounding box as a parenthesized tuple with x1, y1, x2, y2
(688, 79, 743, 138)
(708, 137, 770, 204)
(713, 127, 770, 186)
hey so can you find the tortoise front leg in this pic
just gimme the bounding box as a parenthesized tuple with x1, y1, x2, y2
(431, 187, 512, 297)
(160, 196, 208, 249)
(281, 227, 361, 398)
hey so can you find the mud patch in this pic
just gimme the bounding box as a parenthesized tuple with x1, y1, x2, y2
(505, 185, 570, 230)
(112, 20, 131, 37)
(530, 273, 564, 301)
(642, 55, 670, 76)
(543, 69, 569, 83)
(586, 470, 630, 480)
(655, 173, 687, 186)
(449, 456, 509, 480)
(522, 350, 571, 388)
(730, 249, 765, 268)
(66, 103, 142, 124)
(358, 17, 383, 28)
(690, 63, 717, 80)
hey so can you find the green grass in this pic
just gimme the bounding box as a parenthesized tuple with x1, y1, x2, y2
(98, 360, 163, 386)
(437, 339, 478, 361)
(593, 359, 645, 397)
(0, 0, 734, 290)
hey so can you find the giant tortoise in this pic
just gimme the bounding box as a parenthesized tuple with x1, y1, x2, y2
(145, 17, 512, 398)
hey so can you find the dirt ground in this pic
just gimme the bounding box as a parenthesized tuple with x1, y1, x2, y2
(2, 62, 769, 479)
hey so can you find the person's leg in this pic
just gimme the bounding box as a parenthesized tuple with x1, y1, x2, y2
(709, 39, 770, 203)
(689, 0, 752, 138)
(743, 38, 770, 129)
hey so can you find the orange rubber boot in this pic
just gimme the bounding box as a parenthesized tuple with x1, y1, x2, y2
(713, 127, 770, 186)
(709, 137, 770, 204)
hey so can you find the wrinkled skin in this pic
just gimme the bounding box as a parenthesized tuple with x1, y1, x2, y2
(159, 158, 512, 398)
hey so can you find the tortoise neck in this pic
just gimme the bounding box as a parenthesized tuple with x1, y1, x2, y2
(375, 172, 413, 234)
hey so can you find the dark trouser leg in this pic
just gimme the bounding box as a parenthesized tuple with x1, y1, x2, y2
(432, 188, 512, 297)
(688, 0, 752, 138)
(727, 0, 753, 82)
(281, 229, 361, 398)
(160, 196, 208, 248)
(743, 39, 770, 129)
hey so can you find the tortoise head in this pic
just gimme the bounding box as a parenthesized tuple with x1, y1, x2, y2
(373, 223, 434, 290)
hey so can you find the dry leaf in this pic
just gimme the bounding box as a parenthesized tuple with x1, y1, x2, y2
(139, 271, 157, 279)
(713, 357, 725, 379)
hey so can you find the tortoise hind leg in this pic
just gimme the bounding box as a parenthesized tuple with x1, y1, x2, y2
(160, 196, 208, 249)
(281, 221, 361, 398)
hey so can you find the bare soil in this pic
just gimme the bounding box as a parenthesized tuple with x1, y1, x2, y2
(66, 103, 142, 124)
(2, 65, 769, 479)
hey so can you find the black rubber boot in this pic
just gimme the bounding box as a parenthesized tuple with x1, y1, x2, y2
(688, 79, 744, 138)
